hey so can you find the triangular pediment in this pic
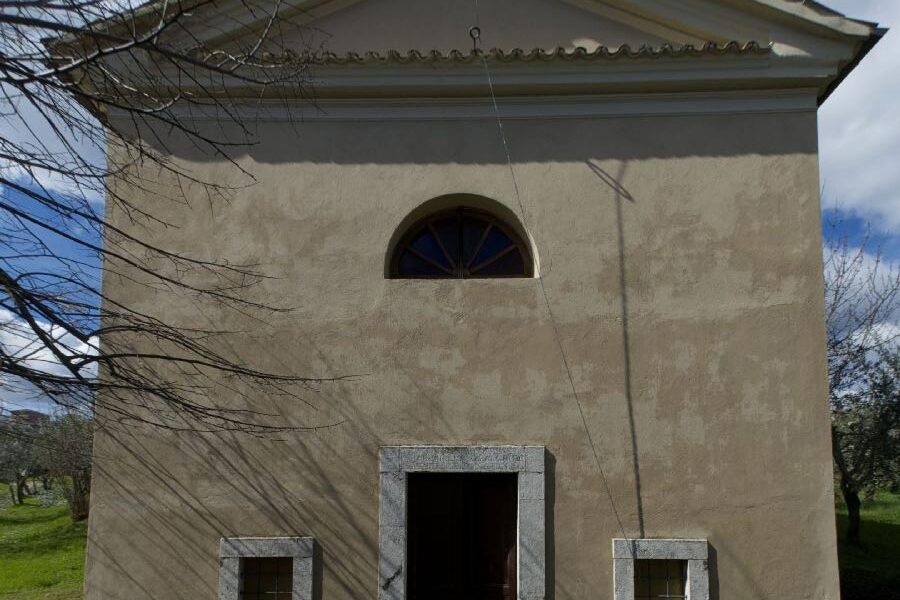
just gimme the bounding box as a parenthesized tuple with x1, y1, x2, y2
(303, 0, 673, 55)
(148, 0, 880, 105)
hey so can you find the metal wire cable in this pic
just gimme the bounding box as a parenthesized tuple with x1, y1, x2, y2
(469, 14, 637, 554)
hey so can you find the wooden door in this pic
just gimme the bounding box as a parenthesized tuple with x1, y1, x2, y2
(407, 473, 517, 600)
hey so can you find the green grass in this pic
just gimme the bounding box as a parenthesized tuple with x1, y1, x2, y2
(835, 491, 900, 599)
(0, 496, 86, 600)
(0, 487, 896, 600)
(836, 491, 900, 576)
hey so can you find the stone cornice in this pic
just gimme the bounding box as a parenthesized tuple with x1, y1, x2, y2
(109, 89, 818, 123)
(144, 44, 842, 104)
(297, 51, 835, 101)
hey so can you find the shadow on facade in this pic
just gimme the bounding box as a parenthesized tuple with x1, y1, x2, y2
(89, 424, 569, 600)
(86, 377, 385, 599)
(128, 111, 817, 166)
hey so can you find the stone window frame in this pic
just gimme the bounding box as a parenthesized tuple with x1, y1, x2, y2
(612, 538, 709, 600)
(379, 445, 546, 600)
(218, 537, 315, 600)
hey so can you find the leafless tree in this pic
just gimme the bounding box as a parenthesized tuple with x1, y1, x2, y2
(825, 220, 900, 545)
(1, 0, 334, 433)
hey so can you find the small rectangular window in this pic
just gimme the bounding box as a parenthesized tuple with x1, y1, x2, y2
(240, 557, 293, 600)
(634, 559, 687, 600)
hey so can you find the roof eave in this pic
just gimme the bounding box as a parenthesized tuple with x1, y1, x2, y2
(818, 26, 887, 106)
(742, 0, 878, 39)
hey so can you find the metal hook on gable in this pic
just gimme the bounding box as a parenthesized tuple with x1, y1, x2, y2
(468, 26, 481, 50)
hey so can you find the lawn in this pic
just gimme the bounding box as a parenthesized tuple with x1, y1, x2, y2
(835, 491, 900, 600)
(0, 496, 86, 600)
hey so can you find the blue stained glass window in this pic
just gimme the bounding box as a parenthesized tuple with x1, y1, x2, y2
(392, 208, 531, 279)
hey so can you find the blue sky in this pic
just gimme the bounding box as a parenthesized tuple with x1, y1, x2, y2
(1, 0, 898, 413)
(819, 1, 900, 258)
(0, 182, 102, 414)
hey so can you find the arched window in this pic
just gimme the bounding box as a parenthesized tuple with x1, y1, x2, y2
(391, 207, 532, 279)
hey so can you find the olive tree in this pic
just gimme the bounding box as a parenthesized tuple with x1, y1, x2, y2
(0, 413, 45, 504)
(825, 226, 900, 545)
(35, 413, 93, 520)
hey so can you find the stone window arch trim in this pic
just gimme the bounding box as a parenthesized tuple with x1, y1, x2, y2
(378, 445, 547, 600)
(218, 536, 316, 600)
(612, 538, 710, 600)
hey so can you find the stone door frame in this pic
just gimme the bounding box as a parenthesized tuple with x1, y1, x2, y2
(378, 446, 547, 600)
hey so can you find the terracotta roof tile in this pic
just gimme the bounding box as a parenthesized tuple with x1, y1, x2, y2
(260, 41, 772, 66)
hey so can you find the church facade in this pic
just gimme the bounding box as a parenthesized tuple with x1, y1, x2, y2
(83, 1, 883, 599)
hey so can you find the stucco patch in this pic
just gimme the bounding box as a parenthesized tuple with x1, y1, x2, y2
(379, 446, 547, 600)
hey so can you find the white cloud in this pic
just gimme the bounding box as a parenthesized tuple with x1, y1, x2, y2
(0, 307, 98, 412)
(824, 242, 900, 367)
(868, 321, 900, 345)
(0, 83, 106, 206)
(819, 1, 900, 230)
(0, 307, 98, 378)
(0, 156, 94, 200)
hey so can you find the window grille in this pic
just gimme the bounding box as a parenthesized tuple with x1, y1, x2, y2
(634, 559, 687, 600)
(239, 557, 293, 600)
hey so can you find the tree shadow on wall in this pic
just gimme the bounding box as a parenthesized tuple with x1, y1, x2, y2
(85, 374, 386, 600)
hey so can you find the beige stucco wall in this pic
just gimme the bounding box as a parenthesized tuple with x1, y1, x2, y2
(308, 0, 666, 54)
(84, 109, 839, 600)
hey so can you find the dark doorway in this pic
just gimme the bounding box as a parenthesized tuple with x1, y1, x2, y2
(407, 473, 518, 600)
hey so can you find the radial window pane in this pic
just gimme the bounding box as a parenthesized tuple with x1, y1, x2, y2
(432, 217, 460, 266)
(471, 249, 524, 278)
(398, 250, 449, 278)
(410, 231, 451, 270)
(471, 227, 513, 267)
(461, 217, 489, 265)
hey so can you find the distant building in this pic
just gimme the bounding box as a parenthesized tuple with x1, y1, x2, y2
(7, 409, 49, 427)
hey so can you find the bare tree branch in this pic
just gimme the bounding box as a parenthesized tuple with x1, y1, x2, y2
(1, 0, 337, 433)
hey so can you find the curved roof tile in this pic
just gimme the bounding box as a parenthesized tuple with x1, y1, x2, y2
(260, 41, 772, 66)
